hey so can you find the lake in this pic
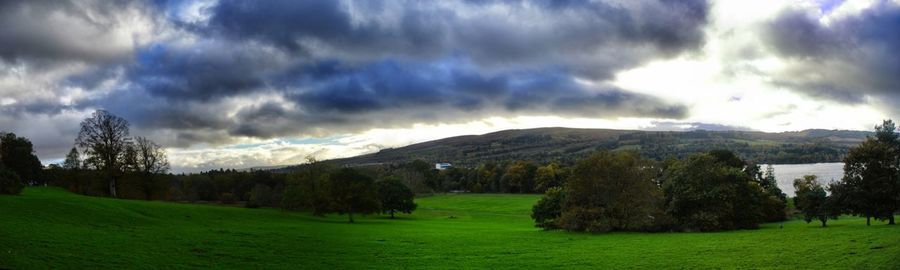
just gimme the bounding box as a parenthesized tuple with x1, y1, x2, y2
(767, 163, 844, 197)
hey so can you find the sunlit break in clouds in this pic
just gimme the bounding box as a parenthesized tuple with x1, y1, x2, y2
(1, 0, 898, 172)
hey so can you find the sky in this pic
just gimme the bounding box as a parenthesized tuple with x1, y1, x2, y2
(1, 0, 899, 172)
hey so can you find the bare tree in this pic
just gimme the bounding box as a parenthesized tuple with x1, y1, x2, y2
(76, 110, 131, 198)
(134, 136, 169, 174)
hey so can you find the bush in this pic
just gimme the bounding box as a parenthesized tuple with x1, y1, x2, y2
(220, 193, 238, 204)
(0, 168, 24, 195)
(531, 187, 565, 229)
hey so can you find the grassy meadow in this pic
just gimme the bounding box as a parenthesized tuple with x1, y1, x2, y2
(1, 187, 898, 269)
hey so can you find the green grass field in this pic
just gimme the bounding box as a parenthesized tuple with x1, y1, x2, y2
(2, 188, 898, 269)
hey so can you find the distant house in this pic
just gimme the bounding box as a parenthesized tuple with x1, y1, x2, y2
(435, 163, 452, 170)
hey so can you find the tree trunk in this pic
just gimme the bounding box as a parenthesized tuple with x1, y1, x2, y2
(390, 210, 395, 219)
(867, 216, 871, 226)
(890, 215, 895, 225)
(820, 218, 827, 227)
(109, 178, 118, 198)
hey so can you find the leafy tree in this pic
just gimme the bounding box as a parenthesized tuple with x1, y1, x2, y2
(555, 151, 663, 232)
(662, 151, 767, 231)
(758, 164, 788, 222)
(375, 177, 417, 218)
(282, 158, 333, 211)
(0, 132, 43, 185)
(534, 162, 565, 193)
(842, 137, 898, 225)
(0, 167, 24, 195)
(793, 175, 840, 227)
(76, 110, 131, 198)
(500, 160, 536, 193)
(476, 162, 503, 193)
(63, 147, 82, 170)
(322, 168, 380, 223)
(531, 187, 565, 229)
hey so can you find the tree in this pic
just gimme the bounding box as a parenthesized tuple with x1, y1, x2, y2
(123, 143, 139, 172)
(500, 161, 535, 193)
(793, 175, 840, 227)
(375, 177, 417, 218)
(662, 151, 767, 231)
(531, 187, 565, 229)
(0, 167, 24, 195)
(842, 137, 898, 225)
(534, 162, 565, 193)
(76, 110, 131, 198)
(133, 137, 169, 174)
(0, 132, 43, 185)
(127, 137, 170, 200)
(872, 119, 900, 225)
(63, 147, 82, 170)
(322, 168, 380, 223)
(476, 162, 503, 193)
(282, 158, 333, 211)
(555, 151, 663, 232)
(758, 164, 788, 222)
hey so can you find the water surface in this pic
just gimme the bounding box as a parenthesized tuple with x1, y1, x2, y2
(767, 163, 844, 196)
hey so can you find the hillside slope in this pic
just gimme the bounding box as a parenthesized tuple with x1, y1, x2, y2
(305, 127, 870, 168)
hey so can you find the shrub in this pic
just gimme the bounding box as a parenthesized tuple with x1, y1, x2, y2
(531, 187, 565, 229)
(0, 168, 24, 195)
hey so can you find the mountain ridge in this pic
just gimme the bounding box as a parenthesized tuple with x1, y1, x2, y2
(279, 127, 871, 171)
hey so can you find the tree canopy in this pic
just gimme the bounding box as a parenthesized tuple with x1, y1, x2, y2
(793, 175, 840, 227)
(0, 132, 43, 185)
(376, 177, 417, 219)
(321, 168, 380, 223)
(838, 120, 900, 225)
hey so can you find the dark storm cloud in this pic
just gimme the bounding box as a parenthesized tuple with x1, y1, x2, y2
(764, 2, 900, 107)
(286, 58, 688, 120)
(94, 57, 688, 146)
(202, 0, 709, 78)
(126, 43, 288, 101)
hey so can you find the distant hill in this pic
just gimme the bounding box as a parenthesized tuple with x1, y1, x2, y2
(281, 127, 871, 170)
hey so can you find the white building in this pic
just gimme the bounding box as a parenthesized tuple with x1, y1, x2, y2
(435, 163, 452, 170)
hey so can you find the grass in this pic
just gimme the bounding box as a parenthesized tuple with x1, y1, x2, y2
(1, 187, 899, 269)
